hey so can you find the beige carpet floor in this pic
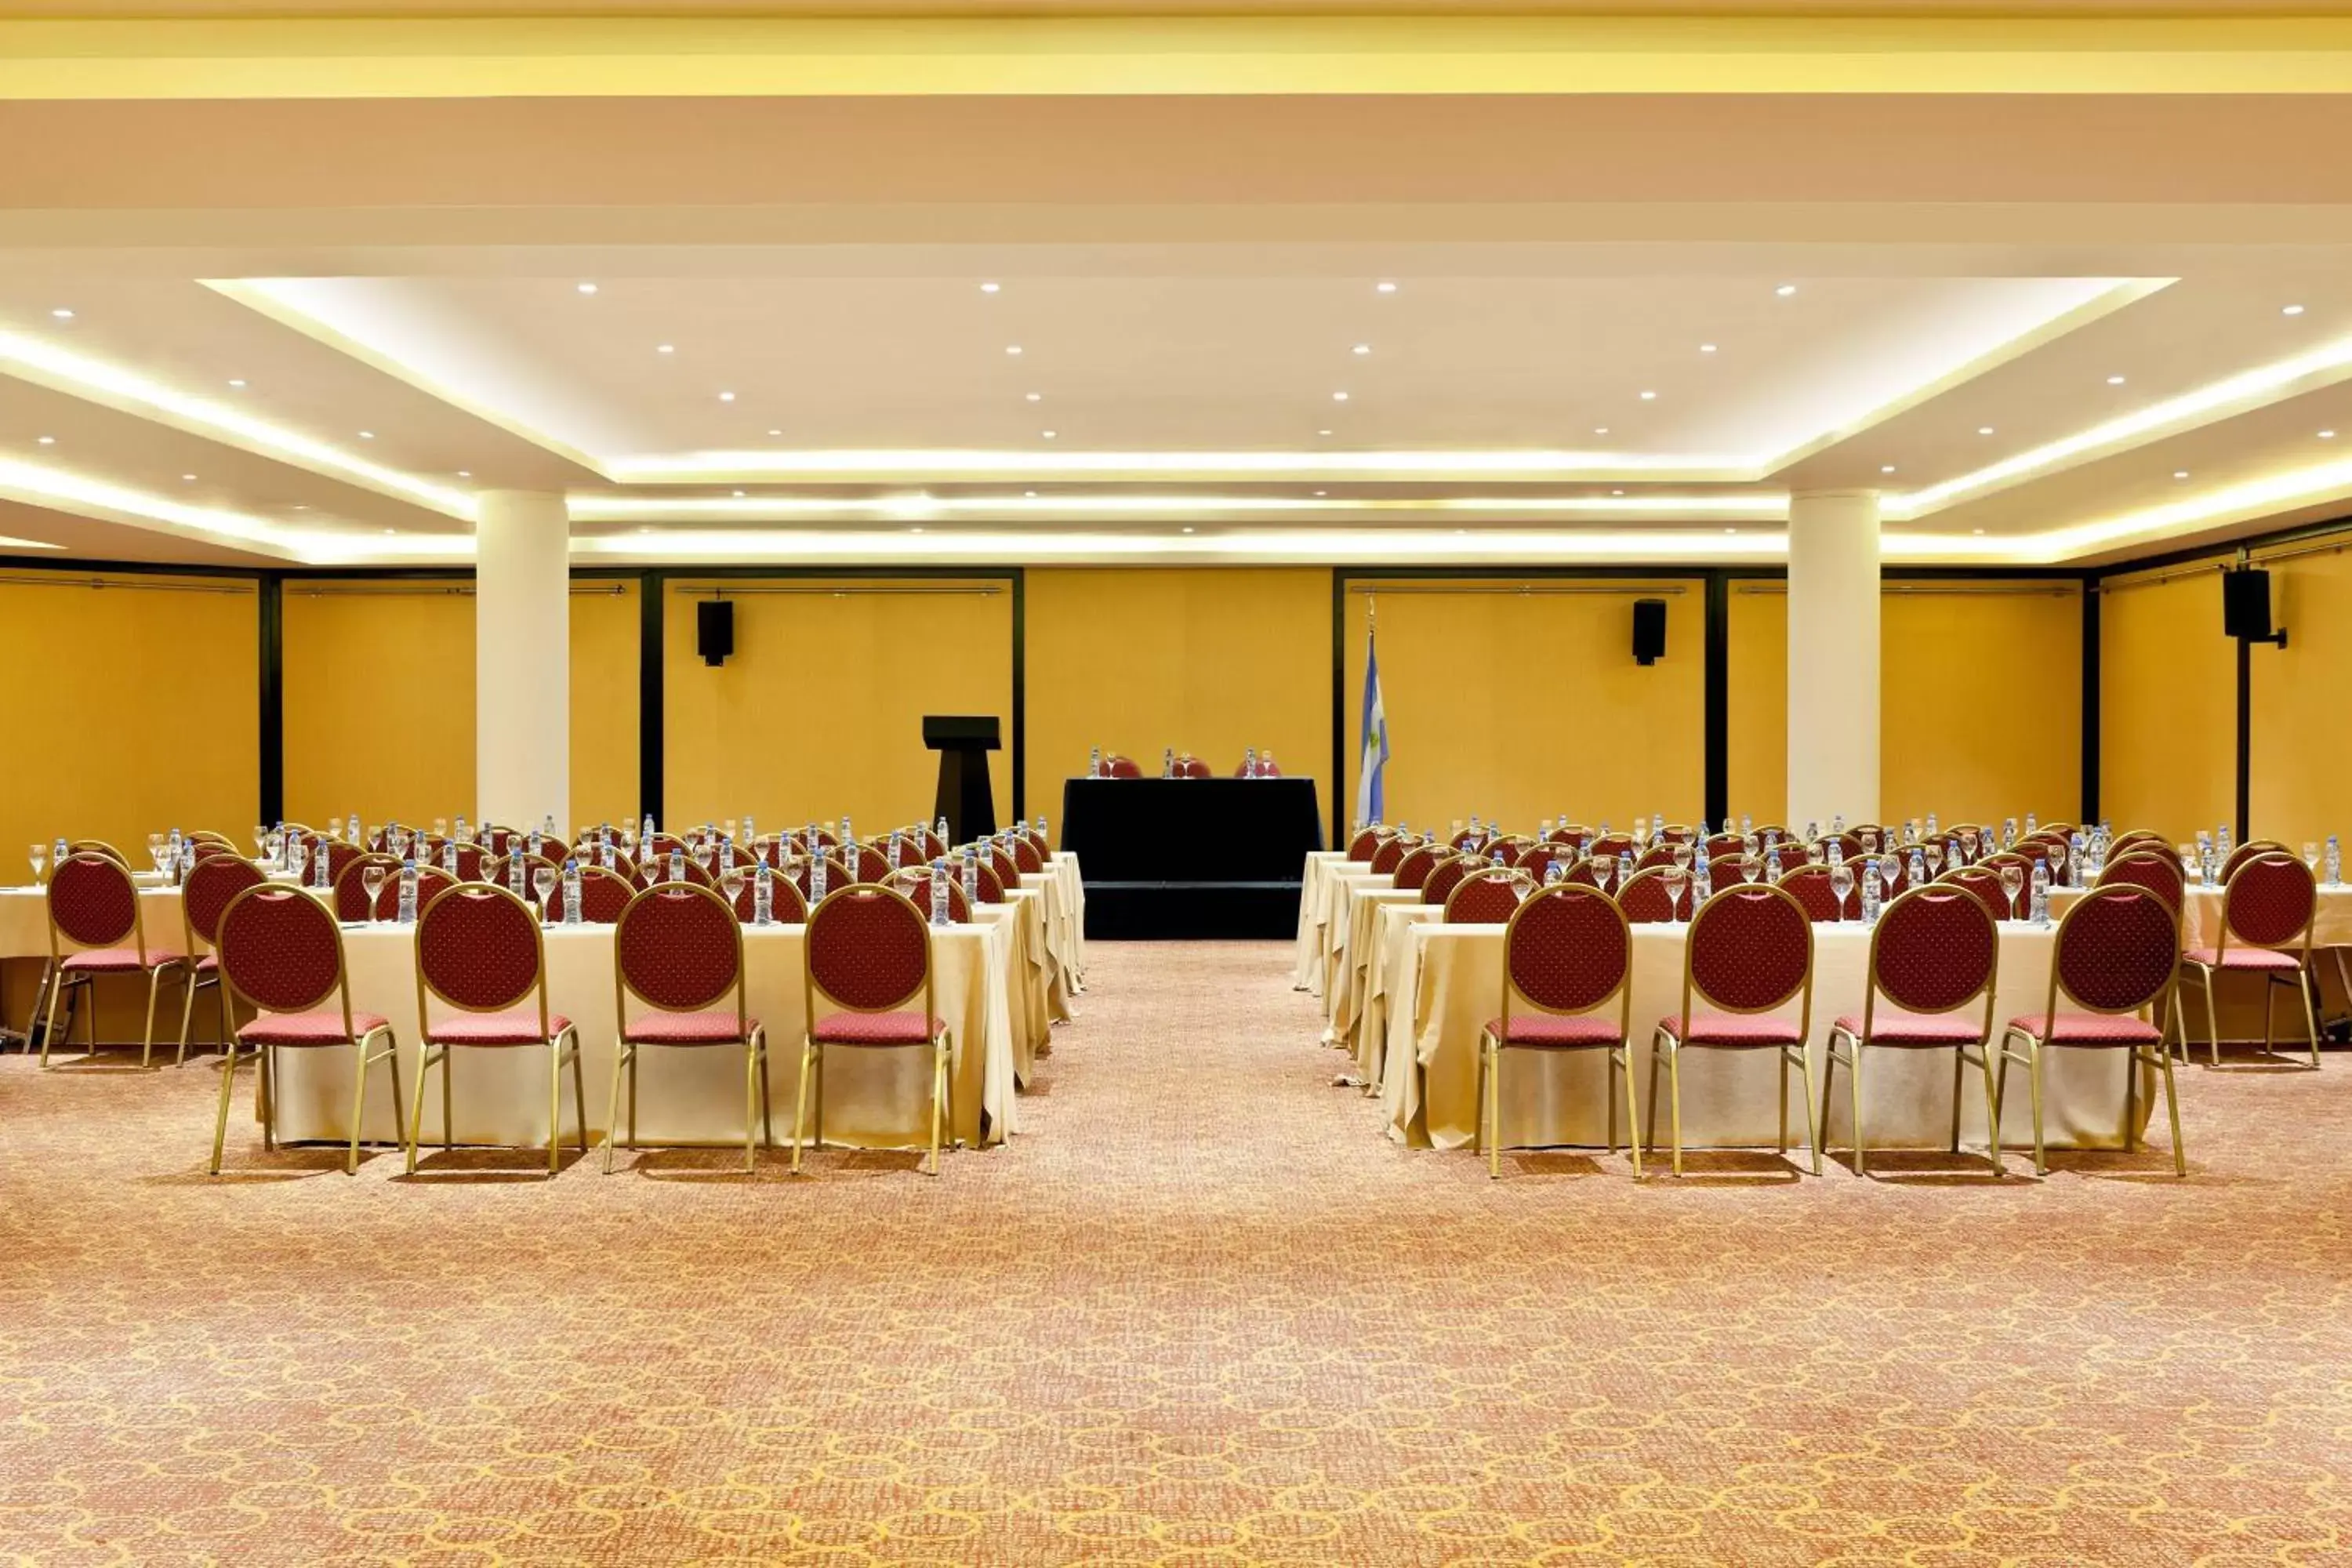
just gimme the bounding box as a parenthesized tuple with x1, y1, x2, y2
(1, 939, 2348, 1566)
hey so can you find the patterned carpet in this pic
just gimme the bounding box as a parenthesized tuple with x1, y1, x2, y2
(2, 940, 2349, 1566)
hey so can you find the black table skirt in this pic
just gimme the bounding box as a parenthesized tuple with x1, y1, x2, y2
(1060, 777, 1323, 939)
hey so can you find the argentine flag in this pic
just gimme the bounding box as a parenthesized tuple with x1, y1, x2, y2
(1356, 625, 1389, 825)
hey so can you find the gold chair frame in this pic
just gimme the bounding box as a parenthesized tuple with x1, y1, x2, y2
(37, 851, 189, 1070)
(605, 881, 770, 1174)
(1477, 886, 1640, 1180)
(794, 884, 953, 1177)
(2179, 851, 2321, 1069)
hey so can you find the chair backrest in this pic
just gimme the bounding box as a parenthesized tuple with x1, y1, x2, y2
(1615, 866, 1679, 924)
(416, 883, 550, 1030)
(1421, 855, 1472, 908)
(191, 840, 241, 863)
(1346, 826, 1382, 862)
(728, 872, 808, 924)
(1555, 856, 1599, 888)
(1444, 868, 1527, 924)
(2221, 851, 2315, 954)
(68, 838, 132, 867)
(886, 866, 973, 923)
(1657, 823, 1698, 844)
(1511, 843, 1563, 884)
(873, 834, 926, 870)
(1105, 754, 1144, 779)
(1942, 862, 2014, 920)
(2220, 838, 2290, 885)
(1634, 844, 1680, 871)
(1682, 883, 1812, 1021)
(1250, 753, 1283, 777)
(1703, 832, 1745, 860)
(1009, 836, 1044, 875)
(1816, 830, 1863, 862)
(787, 855, 853, 903)
(1548, 824, 1590, 847)
(1368, 836, 1409, 875)
(216, 884, 350, 1022)
(546, 865, 636, 924)
(182, 853, 266, 953)
(805, 884, 935, 1016)
(1774, 862, 1845, 923)
(2111, 829, 2169, 858)
(1587, 833, 1635, 860)
(1170, 754, 1210, 779)
(971, 858, 1007, 903)
(841, 844, 891, 883)
(981, 842, 1018, 887)
(1393, 844, 1443, 891)
(2097, 848, 2186, 913)
(614, 883, 748, 1028)
(334, 852, 404, 923)
(2048, 884, 2180, 1017)
(1865, 884, 1997, 1028)
(1502, 884, 1631, 1026)
(46, 851, 141, 954)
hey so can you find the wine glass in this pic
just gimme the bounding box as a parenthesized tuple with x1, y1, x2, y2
(2179, 844, 2201, 887)
(1741, 832, 1759, 863)
(433, 817, 448, 840)
(146, 831, 166, 872)
(1998, 862, 2026, 920)
(720, 866, 746, 909)
(1829, 860, 1855, 921)
(1961, 828, 1980, 863)
(2304, 840, 2322, 877)
(724, 818, 739, 841)
(1590, 856, 1613, 896)
(1860, 828, 1879, 856)
(532, 864, 559, 922)
(287, 840, 309, 884)
(2048, 840, 2071, 888)
(1806, 840, 1825, 866)
(1740, 852, 1762, 886)
(1661, 864, 1689, 922)
(28, 844, 45, 887)
(694, 844, 716, 879)
(328, 815, 344, 842)
(390, 826, 412, 861)
(360, 862, 389, 920)
(1672, 842, 1693, 874)
(1878, 855, 1900, 904)
(1923, 841, 1944, 878)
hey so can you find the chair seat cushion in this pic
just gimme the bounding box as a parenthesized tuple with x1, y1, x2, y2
(1484, 1014, 1624, 1048)
(430, 1009, 573, 1046)
(1832, 1011, 1985, 1046)
(811, 1010, 946, 1046)
(192, 953, 217, 975)
(1657, 1013, 1802, 1047)
(239, 1010, 389, 1046)
(2183, 946, 2302, 971)
(62, 946, 181, 973)
(625, 1009, 757, 1046)
(2007, 1013, 2162, 1047)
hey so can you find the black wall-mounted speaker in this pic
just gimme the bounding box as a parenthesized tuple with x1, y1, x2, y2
(2223, 568, 2273, 641)
(697, 599, 735, 666)
(1632, 597, 1668, 666)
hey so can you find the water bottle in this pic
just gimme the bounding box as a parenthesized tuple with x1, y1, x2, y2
(2328, 836, 2342, 887)
(840, 815, 853, 848)
(397, 858, 419, 924)
(442, 838, 459, 878)
(1618, 849, 1635, 887)
(541, 812, 556, 839)
(2030, 859, 2050, 926)
(1089, 746, 1102, 778)
(1827, 840, 1844, 869)
(2004, 816, 2017, 849)
(168, 826, 183, 868)
(930, 860, 951, 925)
(2024, 811, 2038, 837)
(742, 815, 756, 846)
(180, 841, 195, 884)
(1908, 847, 1926, 888)
(2068, 832, 2086, 887)
(1763, 828, 1779, 855)
(1246, 746, 1259, 778)
(599, 832, 615, 871)
(455, 815, 470, 845)
(810, 848, 828, 902)
(888, 829, 905, 869)
(1860, 858, 1881, 925)
(1653, 811, 1666, 845)
(640, 813, 655, 848)
(961, 848, 979, 906)
(1927, 811, 1940, 837)
(1831, 812, 1845, 834)
(349, 812, 363, 846)
(508, 850, 527, 898)
(2218, 822, 2234, 859)
(561, 858, 582, 925)
(1162, 746, 1175, 779)
(1491, 845, 1508, 869)
(935, 815, 950, 845)
(1765, 847, 1782, 884)
(1034, 815, 1047, 844)
(1693, 842, 1712, 903)
(528, 828, 543, 862)
(1543, 861, 1564, 885)
(52, 835, 67, 874)
(1739, 813, 1752, 835)
(666, 846, 685, 884)
(314, 840, 332, 891)
(749, 858, 773, 925)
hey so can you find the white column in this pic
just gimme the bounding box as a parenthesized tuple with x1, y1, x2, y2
(475, 490, 570, 835)
(1786, 489, 1880, 833)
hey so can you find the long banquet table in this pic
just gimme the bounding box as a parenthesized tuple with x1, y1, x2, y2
(0, 851, 1095, 1152)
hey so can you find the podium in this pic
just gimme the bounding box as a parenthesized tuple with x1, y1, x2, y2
(924, 715, 1001, 844)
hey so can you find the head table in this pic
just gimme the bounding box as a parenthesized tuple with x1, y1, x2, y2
(0, 852, 1102, 1156)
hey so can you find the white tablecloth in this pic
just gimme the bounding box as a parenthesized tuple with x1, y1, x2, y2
(1381, 919, 2158, 1156)
(2050, 881, 2352, 949)
(1294, 851, 1351, 991)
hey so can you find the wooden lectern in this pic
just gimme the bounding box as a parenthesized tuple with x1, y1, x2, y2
(924, 715, 1001, 844)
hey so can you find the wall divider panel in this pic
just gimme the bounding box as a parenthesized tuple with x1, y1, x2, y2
(2099, 562, 2237, 844)
(281, 579, 477, 831)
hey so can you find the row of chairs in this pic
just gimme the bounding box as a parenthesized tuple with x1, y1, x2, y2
(1091, 753, 1282, 779)
(1475, 879, 2185, 1182)
(192, 877, 962, 1178)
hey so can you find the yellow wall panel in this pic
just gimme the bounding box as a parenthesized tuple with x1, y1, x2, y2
(1880, 581, 2082, 829)
(283, 583, 475, 831)
(2102, 566, 2234, 844)
(662, 579, 1013, 834)
(1341, 579, 1704, 834)
(570, 579, 640, 833)
(1725, 583, 1787, 827)
(1025, 568, 1327, 803)
(0, 572, 257, 863)
(2250, 546, 2352, 848)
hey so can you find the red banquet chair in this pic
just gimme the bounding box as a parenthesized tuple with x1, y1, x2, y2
(1444, 869, 1529, 924)
(1634, 843, 1682, 872)
(1996, 884, 2186, 1176)
(795, 885, 956, 1176)
(1944, 862, 2015, 921)
(844, 843, 895, 884)
(543, 865, 637, 924)
(209, 884, 405, 1174)
(176, 853, 265, 1064)
(786, 854, 854, 906)
(878, 833, 928, 871)
(1587, 833, 1636, 862)
(1614, 867, 1681, 924)
(36, 851, 189, 1069)
(1513, 843, 1566, 884)
(1704, 832, 1747, 861)
(1477, 884, 1642, 1179)
(1392, 843, 1445, 892)
(886, 866, 974, 923)
(1775, 862, 1848, 924)
(607, 883, 770, 1174)
(1648, 883, 1820, 1178)
(1368, 835, 1410, 877)
(1103, 754, 1145, 779)
(2097, 848, 2187, 914)
(333, 853, 402, 923)
(1420, 855, 1474, 909)
(1822, 884, 2002, 1176)
(1009, 835, 1045, 877)
(2218, 838, 2292, 886)
(2180, 851, 2320, 1068)
(983, 841, 1022, 889)
(1346, 826, 1384, 862)
(1170, 753, 1212, 779)
(407, 883, 587, 1176)
(729, 869, 811, 924)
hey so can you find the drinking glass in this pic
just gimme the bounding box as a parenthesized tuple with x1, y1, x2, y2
(533, 865, 559, 921)
(1742, 833, 1759, 862)
(694, 846, 716, 878)
(1662, 866, 1689, 922)
(1860, 828, 1879, 856)
(1878, 856, 1899, 902)
(28, 844, 45, 887)
(390, 826, 412, 861)
(1740, 852, 1762, 886)
(2049, 842, 2070, 887)
(2179, 845, 2201, 887)
(1961, 828, 1980, 863)
(720, 866, 746, 907)
(1806, 841, 1824, 866)
(2305, 841, 2322, 877)
(1998, 862, 2026, 920)
(252, 826, 269, 856)
(725, 818, 739, 840)
(328, 815, 344, 841)
(1829, 862, 1855, 920)
(433, 817, 448, 840)
(1672, 843, 1693, 873)
(360, 864, 389, 920)
(1923, 842, 1944, 877)
(288, 840, 308, 884)
(1590, 858, 1613, 895)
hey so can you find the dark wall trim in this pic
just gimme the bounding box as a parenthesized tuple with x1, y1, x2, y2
(638, 568, 664, 827)
(1703, 570, 1730, 828)
(1009, 568, 1027, 823)
(2080, 585, 2101, 826)
(2236, 633, 2253, 842)
(1328, 568, 1348, 846)
(257, 573, 283, 826)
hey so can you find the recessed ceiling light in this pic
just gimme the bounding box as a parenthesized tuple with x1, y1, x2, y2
(980, 281, 1000, 294)
(731, 489, 746, 498)
(1041, 430, 1057, 438)
(576, 282, 597, 295)
(1611, 488, 1625, 496)
(383, 528, 397, 535)
(456, 470, 471, 477)
(1316, 429, 1333, 437)
(1375, 281, 1398, 294)
(2173, 470, 2190, 480)
(637, 526, 654, 535)
(49, 308, 73, 320)
(1005, 345, 1023, 356)
(1973, 528, 1987, 535)
(2323, 430, 2339, 439)
(2107, 375, 2126, 385)
(717, 391, 735, 401)
(1724, 528, 1737, 535)
(358, 430, 375, 438)
(227, 379, 246, 388)
(1699, 343, 1718, 354)
(181, 473, 196, 481)
(1025, 490, 1037, 498)
(1454, 529, 1467, 536)
(768, 429, 782, 437)
(1593, 426, 1610, 436)
(909, 525, 925, 532)
(655, 344, 674, 354)
(1352, 344, 1371, 356)
(1312, 489, 1327, 497)
(1181, 526, 1196, 533)
(1639, 390, 1657, 401)
(290, 504, 309, 511)
(1775, 284, 1797, 297)
(34, 435, 53, 445)
(2284, 304, 2306, 316)
(1025, 392, 1042, 402)
(1332, 391, 1349, 401)
(1880, 464, 1896, 474)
